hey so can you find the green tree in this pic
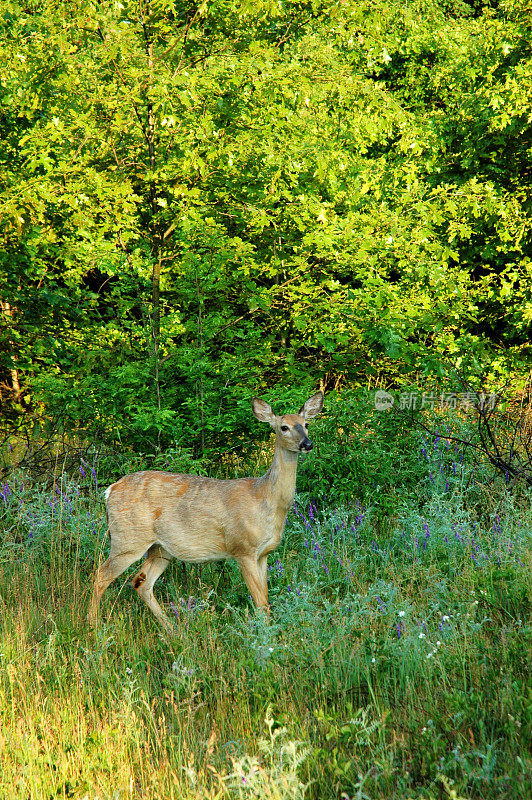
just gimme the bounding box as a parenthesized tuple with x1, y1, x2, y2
(1, 0, 530, 454)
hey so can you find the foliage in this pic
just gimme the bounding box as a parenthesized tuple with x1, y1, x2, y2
(0, 0, 531, 452)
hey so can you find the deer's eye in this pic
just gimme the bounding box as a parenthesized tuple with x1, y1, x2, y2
(281, 425, 289, 432)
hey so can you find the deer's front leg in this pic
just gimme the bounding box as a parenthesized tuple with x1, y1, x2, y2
(236, 554, 269, 614)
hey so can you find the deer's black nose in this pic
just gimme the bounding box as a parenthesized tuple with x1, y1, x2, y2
(299, 438, 313, 452)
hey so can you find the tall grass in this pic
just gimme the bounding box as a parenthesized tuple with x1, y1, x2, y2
(0, 424, 530, 799)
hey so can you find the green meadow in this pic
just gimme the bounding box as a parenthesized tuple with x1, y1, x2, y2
(1, 401, 529, 800)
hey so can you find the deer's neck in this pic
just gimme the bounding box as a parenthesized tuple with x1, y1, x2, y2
(261, 440, 299, 512)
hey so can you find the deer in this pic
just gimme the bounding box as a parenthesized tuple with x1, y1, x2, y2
(88, 391, 323, 632)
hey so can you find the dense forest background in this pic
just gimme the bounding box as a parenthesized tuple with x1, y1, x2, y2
(1, 0, 531, 456)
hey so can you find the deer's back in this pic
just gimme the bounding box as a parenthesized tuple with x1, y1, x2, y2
(104, 470, 273, 562)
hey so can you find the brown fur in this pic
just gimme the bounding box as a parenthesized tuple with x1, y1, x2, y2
(132, 572, 146, 589)
(87, 391, 323, 632)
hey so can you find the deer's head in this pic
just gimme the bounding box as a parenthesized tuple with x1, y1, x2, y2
(252, 391, 324, 453)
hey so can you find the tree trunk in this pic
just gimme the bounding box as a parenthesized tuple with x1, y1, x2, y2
(142, 8, 162, 450)
(0, 300, 22, 405)
(143, 19, 161, 342)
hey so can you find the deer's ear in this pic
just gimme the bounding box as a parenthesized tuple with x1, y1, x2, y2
(298, 391, 324, 420)
(252, 398, 276, 425)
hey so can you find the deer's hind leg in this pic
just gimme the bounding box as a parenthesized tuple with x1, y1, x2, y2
(88, 548, 145, 627)
(131, 544, 174, 632)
